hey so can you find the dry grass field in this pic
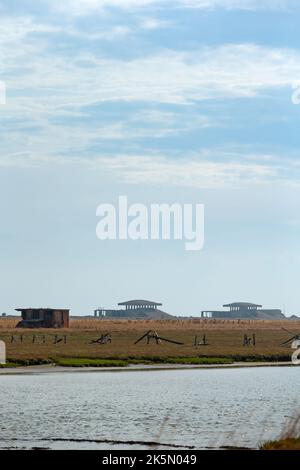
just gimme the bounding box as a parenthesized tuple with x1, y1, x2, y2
(0, 317, 299, 363)
(70, 317, 300, 331)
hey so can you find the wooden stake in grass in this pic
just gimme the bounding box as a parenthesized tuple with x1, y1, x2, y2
(194, 334, 208, 347)
(134, 330, 184, 346)
(89, 333, 111, 344)
(54, 335, 63, 344)
(243, 334, 251, 346)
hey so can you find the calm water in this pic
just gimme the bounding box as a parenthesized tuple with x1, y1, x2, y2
(0, 367, 299, 450)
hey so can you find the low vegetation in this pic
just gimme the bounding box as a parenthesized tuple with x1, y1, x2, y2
(55, 358, 129, 367)
(262, 437, 300, 450)
(53, 356, 234, 367)
(261, 416, 300, 450)
(0, 362, 20, 368)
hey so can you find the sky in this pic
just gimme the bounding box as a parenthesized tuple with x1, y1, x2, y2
(0, 0, 300, 316)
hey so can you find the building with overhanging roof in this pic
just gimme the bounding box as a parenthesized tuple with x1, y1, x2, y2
(223, 302, 262, 312)
(201, 302, 285, 320)
(118, 300, 162, 311)
(94, 299, 172, 319)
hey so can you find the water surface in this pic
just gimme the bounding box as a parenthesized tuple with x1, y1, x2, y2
(0, 367, 299, 449)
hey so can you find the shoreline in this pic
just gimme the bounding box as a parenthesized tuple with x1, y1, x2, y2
(0, 361, 296, 375)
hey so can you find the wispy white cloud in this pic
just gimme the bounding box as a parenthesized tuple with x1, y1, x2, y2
(2, 11, 300, 113)
(2, 21, 300, 182)
(52, 0, 162, 16)
(0, 16, 61, 44)
(138, 17, 173, 30)
(51, 0, 299, 16)
(3, 40, 300, 111)
(1, 148, 298, 189)
(89, 153, 281, 188)
(128, 109, 216, 131)
(1, 8, 299, 191)
(181, 0, 298, 11)
(0, 108, 219, 164)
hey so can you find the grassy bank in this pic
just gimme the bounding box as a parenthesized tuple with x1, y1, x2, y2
(53, 356, 234, 367)
(0, 362, 21, 368)
(0, 358, 53, 368)
(0, 354, 292, 368)
(261, 438, 300, 450)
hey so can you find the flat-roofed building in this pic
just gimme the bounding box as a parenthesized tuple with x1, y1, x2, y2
(16, 308, 69, 328)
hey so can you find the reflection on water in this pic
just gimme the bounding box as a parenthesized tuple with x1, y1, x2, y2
(0, 367, 299, 449)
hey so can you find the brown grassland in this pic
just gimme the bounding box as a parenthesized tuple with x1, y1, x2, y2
(0, 317, 299, 362)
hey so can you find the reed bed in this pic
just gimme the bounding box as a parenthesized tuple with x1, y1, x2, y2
(0, 317, 18, 329)
(261, 415, 300, 450)
(69, 317, 300, 331)
(2, 316, 300, 332)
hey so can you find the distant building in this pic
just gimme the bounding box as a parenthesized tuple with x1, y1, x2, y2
(15, 308, 70, 328)
(94, 299, 173, 320)
(118, 299, 162, 311)
(201, 302, 286, 320)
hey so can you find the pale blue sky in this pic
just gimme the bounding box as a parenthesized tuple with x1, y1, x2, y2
(0, 0, 300, 316)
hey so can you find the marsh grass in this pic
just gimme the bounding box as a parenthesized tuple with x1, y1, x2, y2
(261, 415, 300, 450)
(69, 318, 300, 331)
(53, 356, 234, 367)
(55, 358, 129, 367)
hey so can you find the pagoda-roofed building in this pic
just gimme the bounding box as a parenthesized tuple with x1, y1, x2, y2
(223, 302, 262, 313)
(202, 302, 285, 320)
(118, 299, 162, 311)
(94, 299, 172, 320)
